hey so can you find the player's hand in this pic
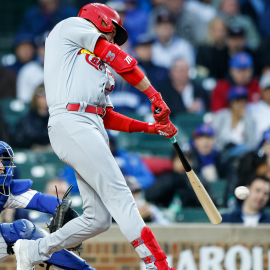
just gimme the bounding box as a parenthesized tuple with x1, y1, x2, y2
(150, 93, 170, 125)
(148, 121, 177, 138)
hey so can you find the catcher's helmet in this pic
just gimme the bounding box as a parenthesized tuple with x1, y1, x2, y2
(0, 141, 15, 196)
(78, 3, 128, 46)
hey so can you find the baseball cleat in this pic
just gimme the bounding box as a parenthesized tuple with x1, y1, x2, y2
(13, 239, 35, 270)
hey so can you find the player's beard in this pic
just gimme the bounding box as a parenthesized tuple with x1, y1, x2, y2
(0, 170, 4, 174)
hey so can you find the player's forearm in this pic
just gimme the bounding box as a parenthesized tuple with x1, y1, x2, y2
(103, 107, 149, 133)
(25, 192, 60, 214)
(134, 76, 151, 92)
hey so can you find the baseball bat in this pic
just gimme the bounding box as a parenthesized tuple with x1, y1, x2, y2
(154, 108, 222, 224)
(169, 136, 222, 225)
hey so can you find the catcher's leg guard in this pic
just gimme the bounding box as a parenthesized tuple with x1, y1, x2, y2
(131, 226, 173, 270)
(44, 249, 95, 270)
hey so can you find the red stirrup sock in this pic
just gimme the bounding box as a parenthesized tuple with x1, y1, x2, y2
(131, 227, 170, 270)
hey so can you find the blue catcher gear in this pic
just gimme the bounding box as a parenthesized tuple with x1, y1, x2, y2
(0, 219, 94, 270)
(0, 141, 15, 196)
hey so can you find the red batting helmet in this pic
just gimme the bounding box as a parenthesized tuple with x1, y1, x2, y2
(78, 3, 128, 46)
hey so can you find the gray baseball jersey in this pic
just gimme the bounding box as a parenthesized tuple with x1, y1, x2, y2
(27, 16, 147, 265)
(45, 17, 113, 117)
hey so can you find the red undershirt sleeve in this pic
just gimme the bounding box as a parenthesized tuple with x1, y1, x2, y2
(103, 107, 148, 133)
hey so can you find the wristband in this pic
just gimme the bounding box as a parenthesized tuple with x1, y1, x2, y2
(143, 85, 158, 98)
(143, 86, 162, 103)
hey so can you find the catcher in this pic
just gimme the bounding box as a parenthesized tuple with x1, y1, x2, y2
(0, 141, 92, 269)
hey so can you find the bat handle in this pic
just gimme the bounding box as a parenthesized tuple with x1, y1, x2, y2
(170, 136, 177, 144)
(169, 136, 191, 172)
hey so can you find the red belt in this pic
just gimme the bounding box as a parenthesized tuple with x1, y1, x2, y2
(66, 104, 105, 116)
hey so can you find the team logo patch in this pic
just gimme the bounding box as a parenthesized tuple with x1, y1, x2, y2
(131, 237, 144, 248)
(85, 55, 103, 71)
(124, 56, 133, 64)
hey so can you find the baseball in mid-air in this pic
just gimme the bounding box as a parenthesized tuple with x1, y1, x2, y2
(235, 186, 250, 200)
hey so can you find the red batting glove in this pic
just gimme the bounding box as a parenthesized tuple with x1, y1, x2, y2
(148, 121, 177, 138)
(150, 93, 170, 125)
(143, 85, 171, 125)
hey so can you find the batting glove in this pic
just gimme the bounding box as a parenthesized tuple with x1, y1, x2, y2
(150, 93, 171, 125)
(148, 121, 177, 138)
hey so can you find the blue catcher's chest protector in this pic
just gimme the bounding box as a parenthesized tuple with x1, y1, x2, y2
(0, 219, 94, 270)
(0, 179, 33, 212)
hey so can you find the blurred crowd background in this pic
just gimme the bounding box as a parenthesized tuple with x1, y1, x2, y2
(1, 0, 270, 226)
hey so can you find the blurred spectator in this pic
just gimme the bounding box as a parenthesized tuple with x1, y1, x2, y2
(120, 0, 149, 46)
(222, 175, 270, 225)
(189, 124, 229, 182)
(185, 0, 217, 25)
(258, 1, 270, 39)
(0, 108, 11, 144)
(0, 67, 17, 99)
(58, 165, 79, 194)
(257, 130, 270, 179)
(238, 148, 267, 187)
(0, 208, 30, 223)
(125, 176, 169, 225)
(255, 39, 270, 76)
(16, 32, 46, 103)
(106, 82, 151, 114)
(5, 34, 35, 75)
(134, 33, 168, 89)
(248, 72, 270, 144)
(148, 0, 205, 47)
(13, 84, 50, 149)
(109, 134, 155, 190)
(240, 0, 265, 26)
(32, 178, 69, 223)
(145, 150, 201, 208)
(45, 178, 69, 199)
(158, 58, 209, 116)
(197, 17, 229, 79)
(151, 11, 195, 68)
(218, 0, 260, 49)
(211, 52, 260, 112)
(227, 26, 253, 57)
(238, 130, 270, 184)
(16, 0, 77, 39)
(213, 86, 256, 151)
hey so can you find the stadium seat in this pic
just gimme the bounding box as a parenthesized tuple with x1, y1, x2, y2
(0, 98, 29, 133)
(116, 132, 173, 156)
(208, 180, 227, 207)
(14, 150, 66, 192)
(173, 113, 204, 138)
(177, 208, 209, 223)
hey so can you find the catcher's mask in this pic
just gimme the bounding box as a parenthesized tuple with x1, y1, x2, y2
(0, 141, 15, 196)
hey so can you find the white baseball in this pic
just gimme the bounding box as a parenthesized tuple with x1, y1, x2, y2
(235, 186, 250, 200)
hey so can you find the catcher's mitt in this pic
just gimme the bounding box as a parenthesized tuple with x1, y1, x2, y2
(47, 184, 82, 254)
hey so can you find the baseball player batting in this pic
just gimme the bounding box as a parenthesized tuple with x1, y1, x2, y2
(14, 3, 178, 270)
(0, 141, 94, 269)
